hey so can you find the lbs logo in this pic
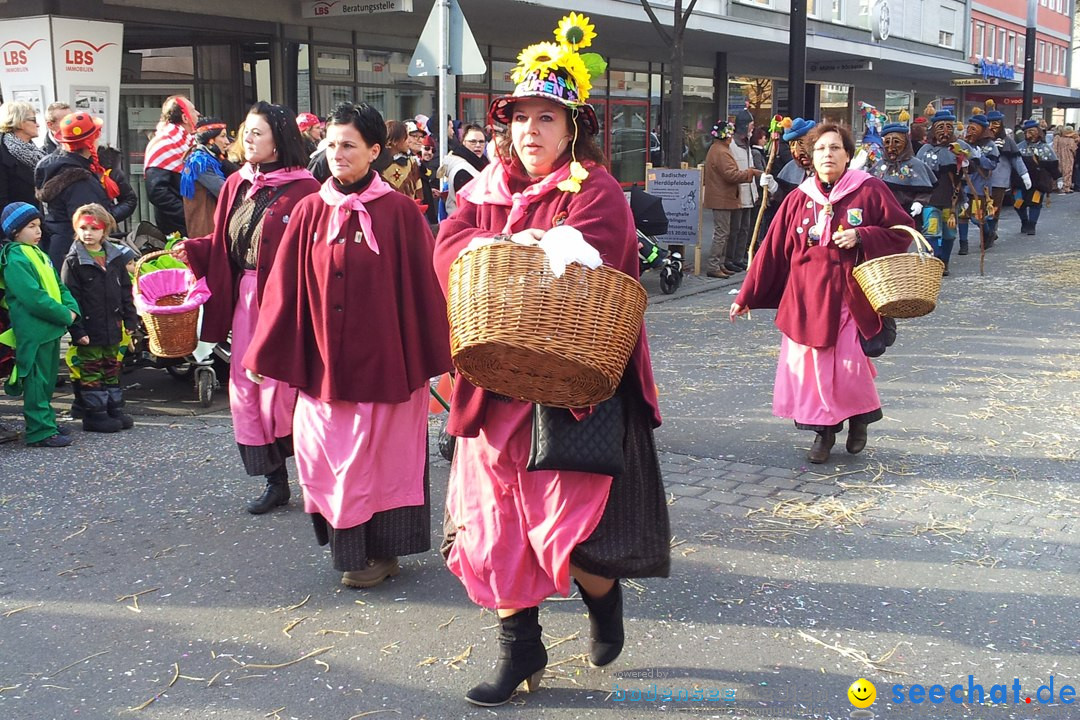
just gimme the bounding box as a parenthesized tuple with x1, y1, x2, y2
(312, 2, 338, 15)
(1, 39, 45, 70)
(61, 39, 117, 68)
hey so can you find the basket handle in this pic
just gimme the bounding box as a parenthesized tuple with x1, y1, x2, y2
(888, 224, 935, 257)
(133, 249, 183, 296)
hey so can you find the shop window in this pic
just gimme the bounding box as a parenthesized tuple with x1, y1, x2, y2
(316, 84, 354, 112)
(885, 90, 912, 124)
(129, 47, 194, 82)
(819, 84, 851, 126)
(314, 49, 353, 81)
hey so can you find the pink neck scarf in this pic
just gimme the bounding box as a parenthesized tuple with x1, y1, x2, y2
(456, 160, 575, 234)
(797, 169, 872, 246)
(239, 163, 314, 201)
(318, 173, 395, 255)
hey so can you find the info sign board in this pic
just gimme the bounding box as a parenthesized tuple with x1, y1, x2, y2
(645, 168, 701, 247)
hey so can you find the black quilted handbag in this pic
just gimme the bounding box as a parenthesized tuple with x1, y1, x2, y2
(527, 396, 625, 476)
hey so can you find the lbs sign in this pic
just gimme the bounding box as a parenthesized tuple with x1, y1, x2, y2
(1, 39, 46, 72)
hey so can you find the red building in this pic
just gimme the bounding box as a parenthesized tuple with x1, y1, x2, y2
(964, 0, 1074, 124)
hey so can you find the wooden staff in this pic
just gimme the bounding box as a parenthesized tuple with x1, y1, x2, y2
(747, 117, 783, 268)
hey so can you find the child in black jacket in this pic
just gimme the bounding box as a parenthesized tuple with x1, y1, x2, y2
(60, 203, 138, 432)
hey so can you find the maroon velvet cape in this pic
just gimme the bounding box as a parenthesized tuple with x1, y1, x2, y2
(432, 159, 661, 437)
(244, 187, 452, 404)
(184, 169, 321, 343)
(736, 174, 915, 348)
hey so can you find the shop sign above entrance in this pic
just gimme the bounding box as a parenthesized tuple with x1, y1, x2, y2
(978, 58, 1015, 81)
(301, 0, 413, 18)
(951, 77, 998, 86)
(808, 60, 872, 74)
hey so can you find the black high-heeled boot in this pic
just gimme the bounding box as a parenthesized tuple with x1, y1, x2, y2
(246, 466, 290, 514)
(576, 579, 625, 667)
(465, 607, 547, 707)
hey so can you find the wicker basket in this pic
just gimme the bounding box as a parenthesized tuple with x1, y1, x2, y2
(134, 250, 201, 358)
(852, 225, 944, 319)
(447, 243, 647, 408)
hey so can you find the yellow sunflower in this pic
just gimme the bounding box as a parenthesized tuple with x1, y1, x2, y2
(554, 12, 596, 51)
(512, 42, 563, 83)
(558, 51, 592, 102)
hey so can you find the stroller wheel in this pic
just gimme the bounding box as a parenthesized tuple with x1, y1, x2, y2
(196, 367, 215, 408)
(659, 265, 682, 294)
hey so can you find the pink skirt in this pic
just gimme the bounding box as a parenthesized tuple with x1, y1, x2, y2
(230, 271, 297, 446)
(294, 384, 429, 529)
(445, 399, 613, 610)
(772, 304, 881, 426)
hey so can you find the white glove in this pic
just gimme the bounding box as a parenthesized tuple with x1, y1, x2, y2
(245, 368, 264, 385)
(759, 173, 778, 194)
(538, 224, 602, 278)
(1022, 174, 1032, 190)
(1057, 178, 1064, 190)
(849, 148, 869, 171)
(910, 201, 923, 217)
(994, 138, 1005, 149)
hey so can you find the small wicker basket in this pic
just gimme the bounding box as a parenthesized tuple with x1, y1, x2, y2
(134, 250, 201, 358)
(852, 225, 944, 319)
(447, 243, 647, 408)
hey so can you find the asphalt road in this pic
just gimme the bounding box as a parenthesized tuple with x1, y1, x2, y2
(1, 197, 1078, 719)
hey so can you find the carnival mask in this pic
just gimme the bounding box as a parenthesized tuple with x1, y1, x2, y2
(1025, 127, 1042, 143)
(790, 138, 812, 168)
(882, 133, 907, 162)
(932, 121, 955, 146)
(965, 122, 986, 144)
(989, 120, 1003, 137)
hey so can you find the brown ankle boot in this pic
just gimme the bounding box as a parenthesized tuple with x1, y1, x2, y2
(807, 430, 835, 464)
(846, 422, 868, 454)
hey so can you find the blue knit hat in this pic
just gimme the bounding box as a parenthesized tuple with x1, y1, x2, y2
(1022, 118, 1041, 130)
(966, 114, 989, 128)
(1, 202, 42, 240)
(881, 122, 910, 136)
(931, 110, 956, 124)
(783, 118, 816, 141)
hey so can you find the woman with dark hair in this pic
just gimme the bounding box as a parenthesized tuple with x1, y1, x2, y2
(181, 117, 239, 238)
(175, 102, 319, 514)
(244, 102, 451, 587)
(432, 14, 669, 707)
(730, 123, 914, 463)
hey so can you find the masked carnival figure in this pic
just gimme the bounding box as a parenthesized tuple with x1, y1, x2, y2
(985, 100, 1030, 246)
(1015, 118, 1061, 236)
(775, 118, 816, 199)
(959, 109, 1000, 252)
(915, 108, 973, 273)
(869, 122, 936, 226)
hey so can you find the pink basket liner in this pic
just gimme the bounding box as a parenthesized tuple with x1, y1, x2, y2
(134, 270, 212, 315)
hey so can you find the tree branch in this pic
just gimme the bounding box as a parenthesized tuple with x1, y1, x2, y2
(678, 0, 700, 34)
(640, 0, 673, 47)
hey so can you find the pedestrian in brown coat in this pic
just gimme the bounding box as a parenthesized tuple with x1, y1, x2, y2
(703, 120, 760, 278)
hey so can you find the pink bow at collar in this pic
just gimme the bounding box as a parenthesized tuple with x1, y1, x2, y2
(238, 164, 314, 201)
(318, 174, 395, 254)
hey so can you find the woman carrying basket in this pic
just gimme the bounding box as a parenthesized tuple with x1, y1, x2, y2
(730, 124, 914, 464)
(431, 14, 669, 707)
(175, 102, 319, 514)
(243, 102, 451, 588)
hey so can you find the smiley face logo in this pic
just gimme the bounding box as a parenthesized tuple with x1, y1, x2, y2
(848, 678, 876, 708)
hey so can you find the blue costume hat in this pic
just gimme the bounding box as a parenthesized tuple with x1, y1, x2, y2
(782, 118, 816, 142)
(931, 110, 956, 124)
(1, 201, 42, 240)
(986, 110, 1005, 121)
(1022, 119, 1041, 130)
(966, 114, 989, 128)
(881, 122, 910, 136)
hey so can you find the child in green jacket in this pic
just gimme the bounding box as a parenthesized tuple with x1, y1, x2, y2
(0, 202, 81, 447)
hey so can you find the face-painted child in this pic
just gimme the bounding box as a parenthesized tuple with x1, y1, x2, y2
(74, 211, 107, 253)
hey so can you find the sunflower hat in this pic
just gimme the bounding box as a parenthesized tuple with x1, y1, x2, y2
(489, 12, 607, 138)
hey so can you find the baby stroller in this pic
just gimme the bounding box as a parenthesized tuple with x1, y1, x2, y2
(629, 186, 683, 294)
(121, 221, 228, 407)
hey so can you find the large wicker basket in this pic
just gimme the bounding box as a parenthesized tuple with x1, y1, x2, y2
(852, 225, 944, 319)
(133, 250, 201, 358)
(447, 243, 647, 408)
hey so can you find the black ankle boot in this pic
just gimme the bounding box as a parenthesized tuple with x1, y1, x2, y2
(465, 607, 547, 707)
(576, 579, 624, 667)
(81, 389, 123, 433)
(807, 430, 835, 464)
(107, 390, 135, 430)
(246, 467, 290, 514)
(70, 380, 86, 419)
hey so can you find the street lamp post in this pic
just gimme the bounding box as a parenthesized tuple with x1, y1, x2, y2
(1023, 0, 1037, 120)
(788, 0, 807, 117)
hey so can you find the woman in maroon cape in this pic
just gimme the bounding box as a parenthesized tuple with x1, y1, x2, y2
(730, 124, 915, 463)
(431, 14, 670, 707)
(244, 102, 451, 589)
(176, 102, 319, 514)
